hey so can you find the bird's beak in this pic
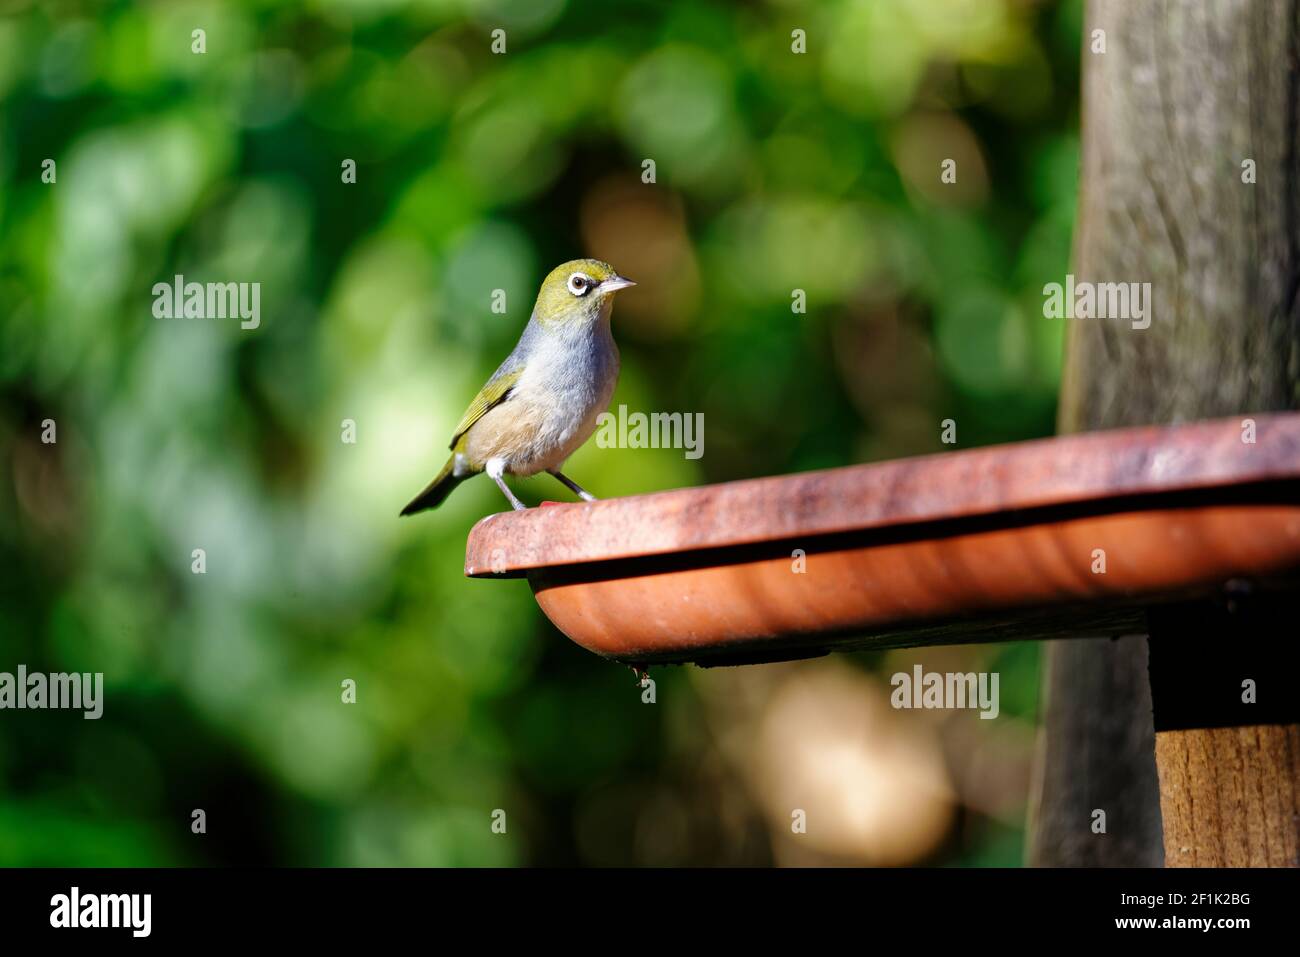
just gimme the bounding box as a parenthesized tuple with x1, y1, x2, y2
(600, 275, 636, 293)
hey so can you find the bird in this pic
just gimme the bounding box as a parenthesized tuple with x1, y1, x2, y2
(400, 258, 635, 516)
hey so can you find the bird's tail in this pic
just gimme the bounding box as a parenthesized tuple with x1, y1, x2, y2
(400, 456, 467, 516)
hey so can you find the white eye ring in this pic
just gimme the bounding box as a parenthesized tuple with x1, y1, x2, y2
(567, 272, 593, 296)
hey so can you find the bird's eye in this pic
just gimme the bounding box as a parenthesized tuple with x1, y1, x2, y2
(567, 273, 591, 296)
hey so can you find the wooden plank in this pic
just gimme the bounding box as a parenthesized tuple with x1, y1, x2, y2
(466, 413, 1300, 577)
(517, 503, 1300, 664)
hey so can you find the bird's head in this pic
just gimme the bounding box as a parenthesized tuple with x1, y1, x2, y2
(533, 258, 635, 329)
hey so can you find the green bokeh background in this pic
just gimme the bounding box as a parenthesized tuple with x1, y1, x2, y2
(0, 0, 1080, 865)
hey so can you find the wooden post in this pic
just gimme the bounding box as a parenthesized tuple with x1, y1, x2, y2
(1147, 599, 1300, 865)
(1036, 0, 1300, 866)
(1029, 636, 1163, 866)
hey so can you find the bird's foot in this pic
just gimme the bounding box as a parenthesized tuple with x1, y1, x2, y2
(487, 458, 527, 511)
(549, 469, 598, 502)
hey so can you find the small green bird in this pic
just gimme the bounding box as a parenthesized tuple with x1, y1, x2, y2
(401, 258, 635, 515)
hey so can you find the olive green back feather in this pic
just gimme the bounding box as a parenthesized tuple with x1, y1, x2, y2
(449, 367, 522, 451)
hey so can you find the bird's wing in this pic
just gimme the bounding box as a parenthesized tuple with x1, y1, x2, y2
(449, 361, 523, 450)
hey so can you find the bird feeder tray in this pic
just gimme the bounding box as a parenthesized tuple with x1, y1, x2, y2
(465, 414, 1300, 666)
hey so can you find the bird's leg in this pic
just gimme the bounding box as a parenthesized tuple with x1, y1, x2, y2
(486, 458, 527, 511)
(549, 469, 598, 502)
